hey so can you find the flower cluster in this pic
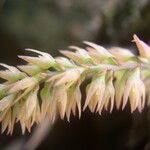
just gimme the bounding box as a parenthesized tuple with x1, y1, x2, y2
(0, 34, 150, 134)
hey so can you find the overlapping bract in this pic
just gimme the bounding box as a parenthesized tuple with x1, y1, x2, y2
(0, 34, 150, 134)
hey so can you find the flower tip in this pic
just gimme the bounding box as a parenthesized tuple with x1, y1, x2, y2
(83, 40, 90, 44)
(133, 34, 138, 39)
(132, 34, 150, 58)
(0, 63, 5, 67)
(24, 48, 37, 52)
(0, 63, 13, 70)
(17, 55, 24, 59)
(138, 106, 143, 113)
(59, 50, 67, 55)
(68, 45, 77, 49)
(131, 109, 134, 113)
(83, 104, 87, 111)
(109, 108, 113, 113)
(132, 34, 140, 42)
(67, 117, 70, 122)
(78, 113, 81, 119)
(98, 111, 102, 115)
(83, 41, 95, 47)
(24, 48, 31, 51)
(116, 105, 120, 110)
(131, 106, 137, 113)
(83, 107, 86, 111)
(138, 109, 142, 113)
(122, 105, 125, 111)
(60, 114, 65, 120)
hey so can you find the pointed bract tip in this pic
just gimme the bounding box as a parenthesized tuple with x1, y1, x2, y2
(83, 40, 90, 44)
(69, 46, 78, 49)
(132, 34, 139, 42)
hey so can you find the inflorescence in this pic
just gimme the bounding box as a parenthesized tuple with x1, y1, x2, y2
(0, 34, 150, 134)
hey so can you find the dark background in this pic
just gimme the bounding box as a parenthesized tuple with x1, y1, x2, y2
(0, 0, 150, 150)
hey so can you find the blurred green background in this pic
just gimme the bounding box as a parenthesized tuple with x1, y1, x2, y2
(0, 0, 150, 150)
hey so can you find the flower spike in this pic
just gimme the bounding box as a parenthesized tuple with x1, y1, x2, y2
(0, 34, 149, 134)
